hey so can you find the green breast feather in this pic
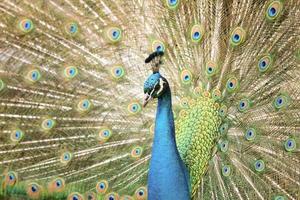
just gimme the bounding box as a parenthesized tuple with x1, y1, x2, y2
(176, 92, 221, 194)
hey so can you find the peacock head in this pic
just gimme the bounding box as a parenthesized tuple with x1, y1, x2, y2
(143, 72, 169, 107)
(143, 50, 169, 107)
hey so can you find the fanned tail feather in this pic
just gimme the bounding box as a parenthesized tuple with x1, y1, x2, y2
(0, 0, 299, 199)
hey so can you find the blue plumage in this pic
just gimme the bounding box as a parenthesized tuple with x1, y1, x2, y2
(144, 73, 190, 200)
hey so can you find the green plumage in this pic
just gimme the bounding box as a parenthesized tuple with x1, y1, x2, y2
(0, 0, 299, 199)
(176, 95, 221, 195)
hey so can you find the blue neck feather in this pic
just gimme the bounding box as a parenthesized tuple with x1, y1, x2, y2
(148, 86, 190, 200)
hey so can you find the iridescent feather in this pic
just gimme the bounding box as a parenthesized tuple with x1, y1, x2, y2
(0, 0, 299, 199)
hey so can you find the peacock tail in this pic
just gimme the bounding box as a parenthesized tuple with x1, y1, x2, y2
(0, 0, 299, 200)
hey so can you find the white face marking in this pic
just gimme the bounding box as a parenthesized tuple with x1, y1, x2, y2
(149, 82, 158, 97)
(157, 78, 165, 95)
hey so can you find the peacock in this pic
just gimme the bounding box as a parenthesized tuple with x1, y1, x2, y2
(144, 51, 190, 200)
(0, 0, 299, 200)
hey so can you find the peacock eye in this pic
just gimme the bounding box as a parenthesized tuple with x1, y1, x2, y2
(73, 195, 79, 200)
(65, 22, 79, 36)
(16, 131, 20, 137)
(219, 140, 229, 152)
(5, 171, 17, 186)
(48, 177, 65, 192)
(9, 174, 14, 180)
(128, 102, 142, 114)
(230, 27, 246, 46)
(245, 128, 256, 141)
(206, 61, 217, 77)
(83, 100, 89, 108)
(11, 129, 24, 142)
(64, 66, 78, 79)
(103, 130, 108, 136)
(233, 34, 240, 41)
(156, 46, 162, 51)
(31, 184, 38, 192)
(98, 128, 112, 143)
(226, 77, 239, 92)
(258, 54, 273, 73)
(273, 94, 289, 110)
(64, 154, 70, 160)
(85, 192, 96, 200)
(284, 138, 296, 152)
(19, 18, 34, 33)
(169, 0, 177, 5)
(135, 186, 147, 199)
(56, 179, 62, 187)
(68, 192, 84, 200)
(254, 160, 265, 172)
(77, 99, 92, 113)
(190, 24, 204, 43)
(238, 98, 250, 112)
(193, 32, 200, 39)
(31, 71, 38, 80)
(41, 118, 56, 131)
(211, 88, 221, 101)
(111, 66, 125, 79)
(274, 196, 285, 200)
(277, 98, 283, 104)
(222, 165, 231, 177)
(219, 123, 229, 135)
(26, 182, 43, 199)
(180, 97, 189, 108)
(96, 180, 108, 193)
(180, 69, 192, 85)
(166, 0, 179, 9)
(105, 192, 119, 200)
(106, 27, 122, 43)
(60, 151, 73, 165)
(131, 146, 143, 158)
(266, 1, 283, 20)
(218, 105, 228, 118)
(24, 21, 31, 29)
(70, 24, 77, 33)
(152, 40, 165, 52)
(112, 31, 119, 38)
(132, 105, 137, 110)
(27, 69, 41, 83)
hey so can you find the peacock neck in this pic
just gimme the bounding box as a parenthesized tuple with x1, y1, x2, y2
(157, 89, 172, 111)
(148, 87, 190, 199)
(155, 89, 174, 141)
